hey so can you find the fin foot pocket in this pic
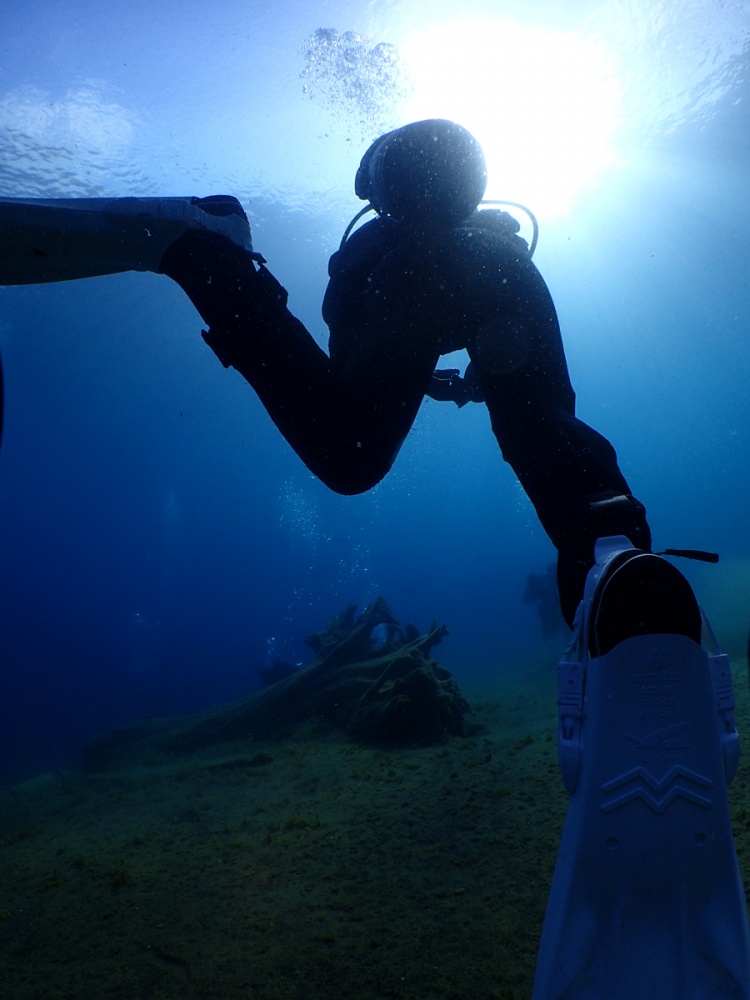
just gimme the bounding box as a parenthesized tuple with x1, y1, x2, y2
(591, 551, 703, 656)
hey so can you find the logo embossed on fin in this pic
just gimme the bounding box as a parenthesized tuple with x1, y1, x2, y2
(601, 765, 713, 813)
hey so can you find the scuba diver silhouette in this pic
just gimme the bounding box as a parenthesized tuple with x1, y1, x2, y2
(159, 119, 654, 628)
(0, 119, 650, 625)
(0, 118, 748, 996)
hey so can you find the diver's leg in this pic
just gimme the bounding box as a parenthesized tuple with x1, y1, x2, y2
(473, 365, 651, 624)
(160, 226, 433, 496)
(532, 537, 750, 999)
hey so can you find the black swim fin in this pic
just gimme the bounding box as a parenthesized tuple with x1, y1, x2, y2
(0, 195, 255, 285)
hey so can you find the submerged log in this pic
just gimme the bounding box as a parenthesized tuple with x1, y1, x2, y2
(82, 597, 472, 773)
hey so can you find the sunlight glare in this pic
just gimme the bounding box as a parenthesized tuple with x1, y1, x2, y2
(399, 19, 623, 219)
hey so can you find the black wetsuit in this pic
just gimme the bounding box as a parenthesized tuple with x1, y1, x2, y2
(161, 211, 651, 624)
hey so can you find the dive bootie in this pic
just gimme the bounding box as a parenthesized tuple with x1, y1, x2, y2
(532, 536, 750, 1000)
(0, 195, 258, 285)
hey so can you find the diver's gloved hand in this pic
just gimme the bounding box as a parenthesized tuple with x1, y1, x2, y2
(426, 369, 462, 401)
(426, 363, 485, 407)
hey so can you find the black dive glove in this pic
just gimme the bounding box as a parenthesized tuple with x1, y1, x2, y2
(426, 363, 485, 407)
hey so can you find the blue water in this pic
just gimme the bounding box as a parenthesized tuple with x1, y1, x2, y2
(0, 0, 749, 784)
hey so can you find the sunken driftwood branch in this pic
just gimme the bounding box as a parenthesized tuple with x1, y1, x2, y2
(83, 597, 472, 773)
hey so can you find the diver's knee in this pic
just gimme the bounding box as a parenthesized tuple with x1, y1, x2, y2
(315, 450, 393, 496)
(323, 464, 389, 497)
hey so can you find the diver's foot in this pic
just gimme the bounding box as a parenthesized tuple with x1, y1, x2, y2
(157, 195, 264, 274)
(182, 195, 263, 258)
(194, 195, 248, 222)
(589, 546, 702, 657)
(158, 194, 270, 328)
(190, 195, 265, 260)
